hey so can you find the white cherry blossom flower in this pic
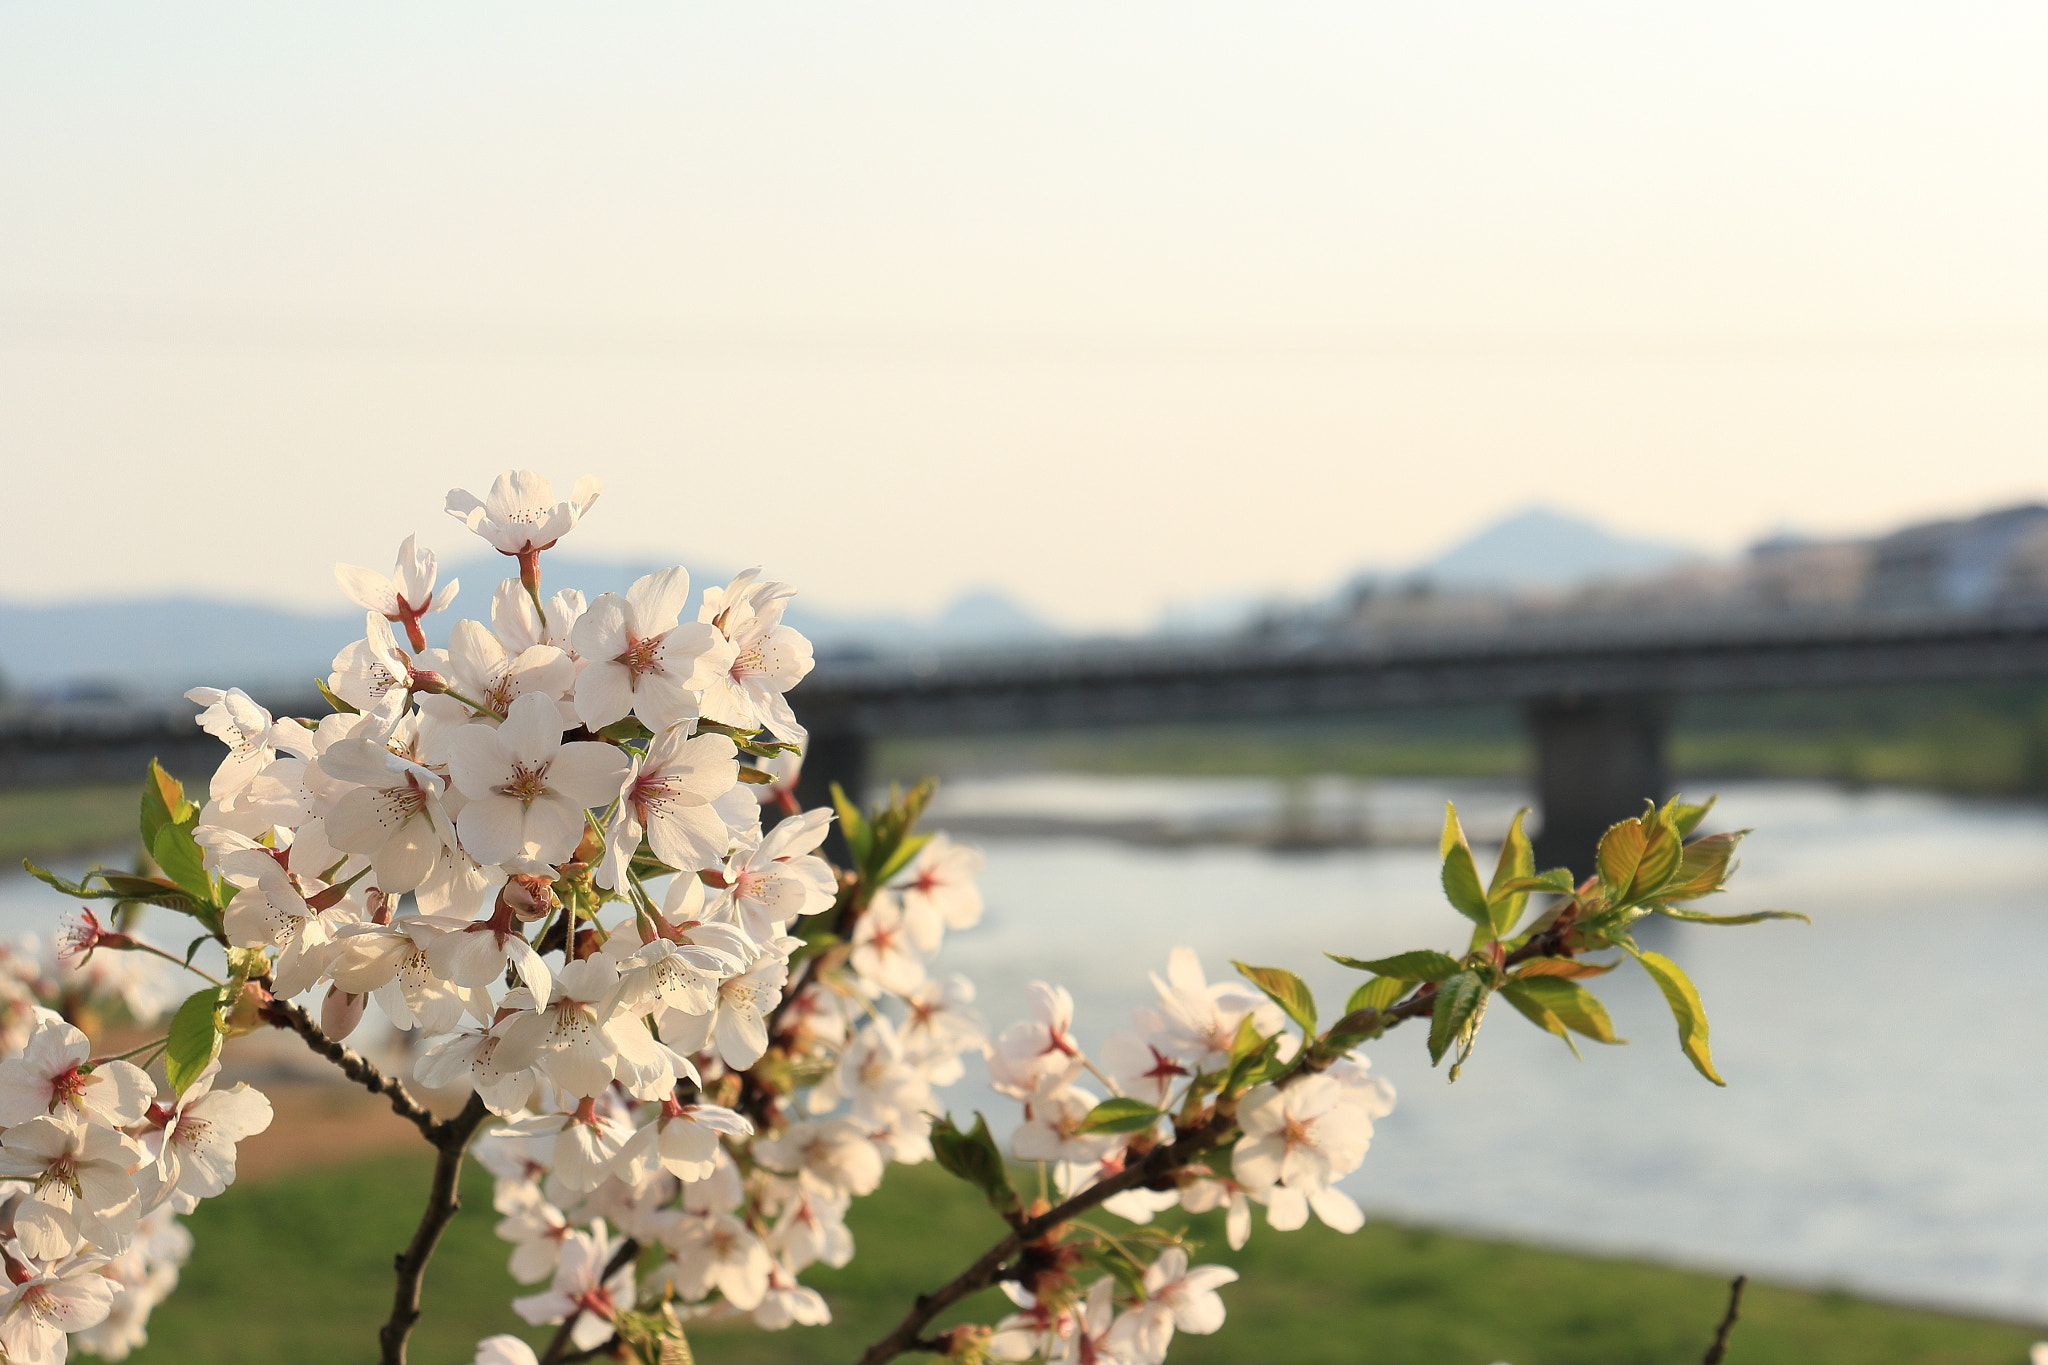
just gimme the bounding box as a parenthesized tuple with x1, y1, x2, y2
(661, 951, 787, 1071)
(1050, 1279, 1145, 1365)
(595, 728, 740, 889)
(892, 833, 986, 949)
(1177, 1167, 1255, 1249)
(989, 983, 1086, 1098)
(320, 736, 461, 893)
(695, 569, 814, 745)
(1101, 1030, 1192, 1110)
(335, 534, 460, 651)
(494, 1190, 574, 1284)
(1233, 1075, 1373, 1201)
(135, 1060, 274, 1214)
(185, 687, 315, 804)
(752, 1269, 831, 1330)
(0, 1013, 152, 1129)
(897, 974, 985, 1086)
(447, 470, 602, 558)
(504, 1099, 635, 1193)
(492, 579, 584, 653)
(769, 1188, 853, 1273)
(511, 1221, 634, 1351)
(1122, 1247, 1239, 1360)
(328, 612, 433, 713)
(753, 1118, 884, 1199)
(655, 1211, 770, 1310)
(471, 1336, 539, 1365)
(1146, 947, 1285, 1071)
(0, 1116, 144, 1258)
(218, 848, 355, 998)
(0, 1252, 121, 1365)
(710, 809, 837, 941)
(570, 568, 726, 733)
(419, 901, 553, 1008)
(498, 957, 628, 1100)
(620, 1097, 752, 1184)
(414, 1020, 543, 1116)
(418, 618, 578, 730)
(849, 893, 927, 996)
(1012, 1084, 1118, 1165)
(446, 692, 629, 872)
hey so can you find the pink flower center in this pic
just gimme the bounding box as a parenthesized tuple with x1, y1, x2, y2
(499, 762, 551, 802)
(616, 632, 666, 677)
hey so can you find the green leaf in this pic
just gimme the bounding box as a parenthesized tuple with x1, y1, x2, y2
(1075, 1096, 1166, 1136)
(1660, 831, 1746, 901)
(1596, 818, 1649, 899)
(1439, 805, 1490, 926)
(1232, 961, 1316, 1034)
(1427, 970, 1490, 1076)
(872, 832, 934, 888)
(1344, 976, 1407, 1013)
(1485, 809, 1536, 937)
(164, 987, 226, 1096)
(314, 679, 359, 714)
(1655, 906, 1809, 926)
(1511, 956, 1618, 980)
(1227, 1012, 1265, 1064)
(1507, 976, 1622, 1043)
(929, 1112, 1020, 1218)
(1327, 949, 1460, 982)
(1496, 869, 1578, 897)
(829, 784, 873, 867)
(596, 717, 653, 743)
(140, 760, 194, 854)
(151, 823, 214, 909)
(1498, 981, 1580, 1057)
(1664, 794, 1717, 839)
(1628, 811, 1684, 901)
(1629, 948, 1724, 1086)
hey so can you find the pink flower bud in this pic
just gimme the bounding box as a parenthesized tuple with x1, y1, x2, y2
(321, 985, 368, 1040)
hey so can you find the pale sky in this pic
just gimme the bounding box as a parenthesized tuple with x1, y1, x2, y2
(7, 3, 2048, 630)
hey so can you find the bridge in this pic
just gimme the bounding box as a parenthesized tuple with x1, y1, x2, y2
(787, 606, 2048, 869)
(11, 606, 2048, 872)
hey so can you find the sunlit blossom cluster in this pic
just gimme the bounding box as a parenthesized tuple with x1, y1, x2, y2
(10, 471, 1409, 1365)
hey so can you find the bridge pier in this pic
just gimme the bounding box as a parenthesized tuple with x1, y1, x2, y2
(793, 726, 871, 858)
(1527, 695, 1670, 876)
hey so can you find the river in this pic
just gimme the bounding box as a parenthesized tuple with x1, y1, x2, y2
(4, 777, 2043, 1320)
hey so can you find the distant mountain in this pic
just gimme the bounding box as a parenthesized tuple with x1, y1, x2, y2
(1417, 507, 1699, 591)
(0, 557, 1063, 698)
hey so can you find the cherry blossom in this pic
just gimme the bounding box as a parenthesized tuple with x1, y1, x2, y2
(492, 579, 584, 654)
(709, 809, 837, 941)
(0, 1252, 121, 1365)
(319, 737, 460, 893)
(655, 1211, 771, 1311)
(0, 1013, 151, 1130)
(184, 687, 315, 804)
(893, 833, 986, 948)
(335, 533, 460, 651)
(0, 1116, 144, 1258)
(570, 568, 725, 733)
(696, 568, 815, 745)
(445, 692, 629, 872)
(510, 1222, 634, 1351)
(595, 727, 740, 890)
(989, 983, 1085, 1098)
(418, 618, 577, 728)
(446, 470, 602, 559)
(471, 1336, 539, 1365)
(1122, 1248, 1239, 1360)
(135, 1060, 274, 1215)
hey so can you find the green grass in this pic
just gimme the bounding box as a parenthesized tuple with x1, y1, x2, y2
(0, 784, 142, 868)
(121, 1155, 2041, 1365)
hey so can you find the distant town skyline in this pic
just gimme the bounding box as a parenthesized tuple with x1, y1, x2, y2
(8, 4, 2048, 629)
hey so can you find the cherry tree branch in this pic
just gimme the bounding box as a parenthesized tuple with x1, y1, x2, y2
(1701, 1275, 1748, 1365)
(853, 1108, 1236, 1365)
(378, 1092, 493, 1365)
(261, 993, 440, 1141)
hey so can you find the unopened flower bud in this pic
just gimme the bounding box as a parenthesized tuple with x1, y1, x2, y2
(503, 874, 557, 922)
(408, 668, 449, 694)
(321, 985, 368, 1040)
(223, 979, 272, 1038)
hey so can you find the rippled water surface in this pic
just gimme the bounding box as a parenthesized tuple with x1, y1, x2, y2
(4, 778, 2044, 1318)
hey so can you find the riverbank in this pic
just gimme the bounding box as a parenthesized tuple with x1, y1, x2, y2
(124, 1152, 2041, 1365)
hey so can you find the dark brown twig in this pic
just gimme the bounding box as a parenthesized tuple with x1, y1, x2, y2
(1701, 1274, 1748, 1365)
(261, 992, 439, 1140)
(377, 1093, 492, 1365)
